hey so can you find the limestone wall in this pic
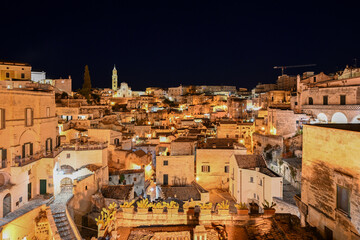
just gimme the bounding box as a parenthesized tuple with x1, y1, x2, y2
(302, 125, 360, 239)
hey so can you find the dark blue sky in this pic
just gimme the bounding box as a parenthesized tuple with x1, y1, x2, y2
(2, 0, 360, 90)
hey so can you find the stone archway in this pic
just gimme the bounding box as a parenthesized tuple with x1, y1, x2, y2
(3, 193, 11, 217)
(60, 177, 73, 192)
(351, 114, 360, 123)
(317, 113, 328, 123)
(331, 112, 348, 123)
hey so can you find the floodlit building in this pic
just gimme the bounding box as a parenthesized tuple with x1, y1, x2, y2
(0, 61, 31, 81)
(298, 124, 360, 240)
(196, 138, 246, 189)
(0, 87, 59, 218)
(298, 66, 360, 123)
(229, 154, 283, 209)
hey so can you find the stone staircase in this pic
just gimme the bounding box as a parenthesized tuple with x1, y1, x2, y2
(51, 209, 77, 240)
(48, 190, 80, 240)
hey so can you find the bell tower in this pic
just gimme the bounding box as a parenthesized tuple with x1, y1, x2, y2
(112, 65, 118, 91)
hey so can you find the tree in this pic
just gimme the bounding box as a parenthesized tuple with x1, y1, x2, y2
(81, 65, 92, 99)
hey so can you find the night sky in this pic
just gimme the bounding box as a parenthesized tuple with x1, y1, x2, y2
(2, 1, 360, 91)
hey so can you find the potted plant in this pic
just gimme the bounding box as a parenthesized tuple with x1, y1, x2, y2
(199, 202, 212, 215)
(235, 202, 248, 215)
(166, 201, 179, 214)
(262, 200, 276, 215)
(217, 201, 229, 215)
(120, 200, 135, 214)
(95, 202, 117, 238)
(183, 199, 196, 213)
(137, 199, 150, 214)
(151, 202, 166, 214)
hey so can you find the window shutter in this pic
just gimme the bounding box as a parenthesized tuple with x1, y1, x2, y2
(1, 109, 5, 129)
(30, 143, 33, 155)
(31, 109, 34, 126)
(22, 144, 25, 158)
(2, 149, 7, 168)
(2, 149, 6, 160)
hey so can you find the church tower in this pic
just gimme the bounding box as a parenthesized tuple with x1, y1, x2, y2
(112, 65, 118, 91)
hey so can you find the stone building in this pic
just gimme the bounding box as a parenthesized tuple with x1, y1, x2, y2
(0, 61, 31, 81)
(196, 138, 246, 189)
(298, 67, 360, 123)
(109, 169, 145, 197)
(0, 87, 59, 218)
(267, 108, 308, 137)
(299, 124, 360, 240)
(229, 154, 283, 209)
(156, 155, 194, 186)
(276, 74, 297, 91)
(115, 82, 132, 98)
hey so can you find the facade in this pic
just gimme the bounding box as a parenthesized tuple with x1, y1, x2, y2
(299, 124, 360, 239)
(196, 139, 247, 189)
(114, 82, 132, 98)
(267, 109, 308, 137)
(31, 71, 46, 82)
(0, 61, 31, 81)
(276, 74, 297, 91)
(229, 154, 283, 209)
(0, 88, 59, 218)
(168, 85, 183, 101)
(156, 155, 195, 186)
(109, 169, 145, 197)
(298, 67, 360, 123)
(299, 124, 360, 240)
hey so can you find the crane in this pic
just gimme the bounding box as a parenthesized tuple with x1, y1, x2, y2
(274, 64, 316, 75)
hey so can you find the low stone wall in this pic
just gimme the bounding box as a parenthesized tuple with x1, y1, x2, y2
(273, 197, 299, 218)
(116, 210, 265, 227)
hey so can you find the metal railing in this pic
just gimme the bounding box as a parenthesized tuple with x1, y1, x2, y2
(12, 147, 63, 167)
(62, 142, 107, 151)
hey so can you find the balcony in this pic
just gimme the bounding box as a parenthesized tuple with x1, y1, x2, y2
(62, 142, 107, 151)
(12, 147, 63, 167)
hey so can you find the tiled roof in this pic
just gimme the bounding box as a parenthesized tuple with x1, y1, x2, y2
(101, 185, 133, 200)
(109, 168, 144, 175)
(133, 149, 147, 157)
(160, 182, 206, 201)
(234, 154, 267, 169)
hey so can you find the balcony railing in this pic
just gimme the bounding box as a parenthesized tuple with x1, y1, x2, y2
(12, 147, 63, 167)
(302, 104, 360, 110)
(62, 142, 107, 151)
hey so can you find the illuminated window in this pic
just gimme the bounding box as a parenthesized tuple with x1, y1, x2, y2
(25, 108, 33, 126)
(337, 185, 350, 215)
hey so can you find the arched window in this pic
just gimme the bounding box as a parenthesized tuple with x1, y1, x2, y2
(309, 97, 313, 105)
(3, 193, 11, 217)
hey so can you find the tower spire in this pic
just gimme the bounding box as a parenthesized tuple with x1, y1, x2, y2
(112, 65, 118, 91)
